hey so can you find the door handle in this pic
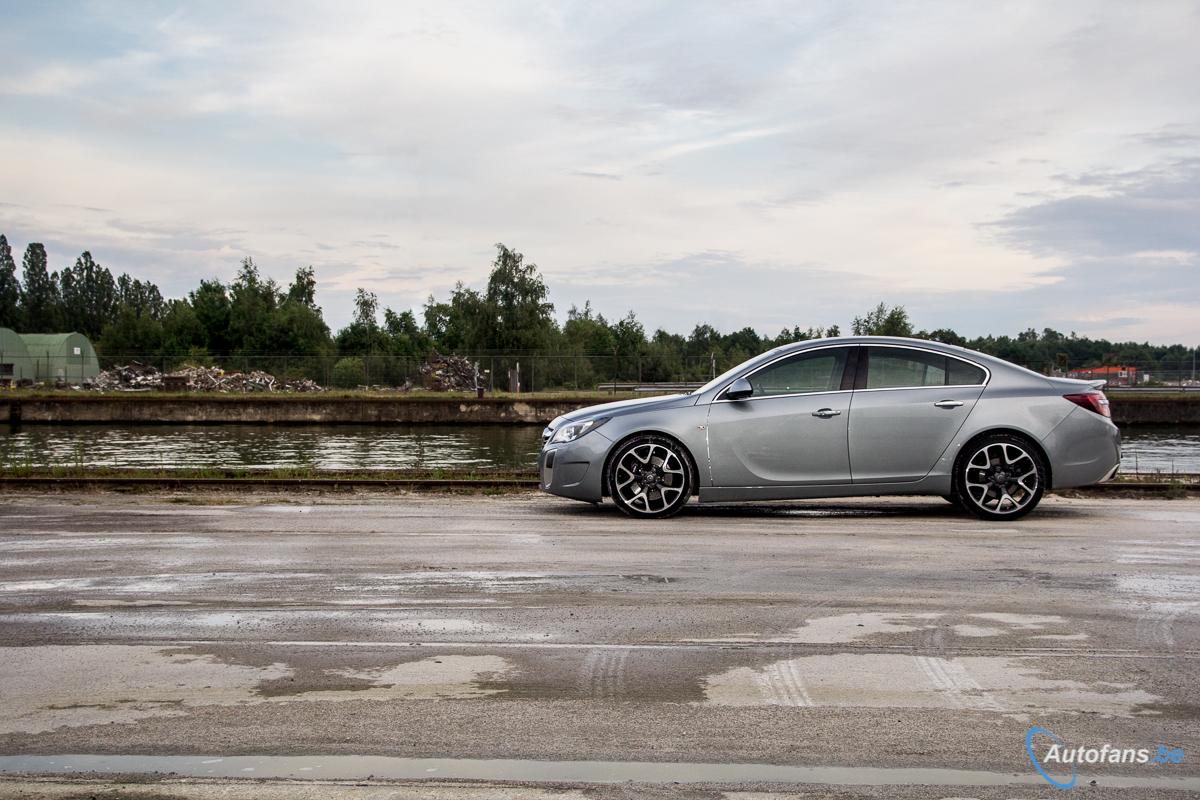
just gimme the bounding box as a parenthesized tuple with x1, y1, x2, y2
(812, 408, 842, 418)
(933, 399, 964, 409)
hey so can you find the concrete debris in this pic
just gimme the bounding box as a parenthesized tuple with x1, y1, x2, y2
(88, 362, 162, 391)
(419, 353, 479, 392)
(89, 363, 324, 393)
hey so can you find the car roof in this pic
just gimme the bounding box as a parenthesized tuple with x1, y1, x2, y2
(771, 335, 1042, 382)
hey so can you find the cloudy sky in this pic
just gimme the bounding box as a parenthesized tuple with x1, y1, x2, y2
(1, 1, 1198, 343)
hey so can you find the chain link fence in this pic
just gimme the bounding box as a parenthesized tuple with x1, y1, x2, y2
(2, 350, 1198, 391)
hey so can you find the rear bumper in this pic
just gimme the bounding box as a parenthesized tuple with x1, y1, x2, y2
(1045, 408, 1121, 489)
(538, 431, 612, 502)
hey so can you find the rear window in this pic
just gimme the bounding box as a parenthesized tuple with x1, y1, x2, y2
(948, 358, 986, 386)
(866, 348, 946, 389)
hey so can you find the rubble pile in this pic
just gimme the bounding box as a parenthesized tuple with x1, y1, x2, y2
(419, 353, 478, 391)
(89, 364, 323, 393)
(88, 362, 163, 391)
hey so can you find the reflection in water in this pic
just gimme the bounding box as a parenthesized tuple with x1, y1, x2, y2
(1117, 426, 1200, 475)
(0, 424, 1196, 474)
(0, 424, 543, 471)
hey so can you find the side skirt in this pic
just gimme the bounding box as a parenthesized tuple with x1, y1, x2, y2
(699, 475, 952, 503)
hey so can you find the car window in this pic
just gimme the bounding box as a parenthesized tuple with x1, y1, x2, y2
(865, 347, 986, 388)
(747, 348, 849, 397)
(948, 358, 986, 385)
(866, 347, 947, 389)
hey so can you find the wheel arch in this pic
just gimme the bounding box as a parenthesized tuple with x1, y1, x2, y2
(600, 429, 701, 498)
(953, 427, 1053, 489)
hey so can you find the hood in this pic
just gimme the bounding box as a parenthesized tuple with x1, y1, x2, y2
(546, 393, 696, 430)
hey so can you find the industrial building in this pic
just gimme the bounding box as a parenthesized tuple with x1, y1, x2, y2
(1067, 364, 1140, 387)
(0, 330, 101, 385)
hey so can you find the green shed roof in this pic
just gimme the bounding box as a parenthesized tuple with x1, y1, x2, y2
(18, 332, 100, 382)
(21, 333, 88, 355)
(0, 328, 35, 381)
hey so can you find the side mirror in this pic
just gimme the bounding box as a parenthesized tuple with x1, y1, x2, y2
(724, 377, 754, 401)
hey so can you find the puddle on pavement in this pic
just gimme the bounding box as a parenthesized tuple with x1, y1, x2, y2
(1, 754, 1197, 790)
(695, 611, 1078, 644)
(701, 653, 1159, 718)
(0, 572, 325, 595)
(0, 646, 512, 735)
(291, 655, 511, 701)
(1116, 574, 1200, 599)
(0, 645, 291, 734)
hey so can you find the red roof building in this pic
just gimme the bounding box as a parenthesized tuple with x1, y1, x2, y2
(1067, 365, 1138, 386)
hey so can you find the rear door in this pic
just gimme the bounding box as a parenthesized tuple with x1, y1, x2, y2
(706, 345, 856, 486)
(848, 346, 987, 483)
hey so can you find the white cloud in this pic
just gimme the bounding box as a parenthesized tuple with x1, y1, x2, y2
(0, 0, 1197, 340)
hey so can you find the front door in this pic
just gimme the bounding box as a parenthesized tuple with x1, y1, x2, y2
(706, 346, 855, 486)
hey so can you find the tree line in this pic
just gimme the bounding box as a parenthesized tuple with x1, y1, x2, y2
(0, 234, 1193, 388)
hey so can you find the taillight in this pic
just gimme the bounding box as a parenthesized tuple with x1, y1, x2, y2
(1064, 392, 1111, 418)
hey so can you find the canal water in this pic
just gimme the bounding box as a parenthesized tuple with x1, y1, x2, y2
(0, 424, 1197, 474)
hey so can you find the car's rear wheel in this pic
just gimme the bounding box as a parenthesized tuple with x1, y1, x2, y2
(953, 433, 1046, 520)
(607, 434, 693, 519)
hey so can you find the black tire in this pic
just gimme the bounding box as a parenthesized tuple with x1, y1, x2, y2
(606, 434, 694, 519)
(952, 433, 1046, 521)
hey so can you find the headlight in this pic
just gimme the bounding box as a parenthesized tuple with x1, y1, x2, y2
(548, 416, 609, 445)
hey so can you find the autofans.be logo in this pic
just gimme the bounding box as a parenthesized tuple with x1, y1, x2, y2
(1025, 726, 1185, 790)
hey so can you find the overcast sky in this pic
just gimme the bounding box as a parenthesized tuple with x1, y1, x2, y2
(1, 1, 1198, 343)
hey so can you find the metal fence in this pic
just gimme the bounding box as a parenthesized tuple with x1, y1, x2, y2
(2, 351, 1199, 391)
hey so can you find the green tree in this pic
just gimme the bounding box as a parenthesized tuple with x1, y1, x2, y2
(851, 303, 912, 336)
(287, 265, 319, 309)
(331, 356, 366, 388)
(353, 288, 379, 329)
(227, 257, 281, 360)
(422, 284, 491, 352)
(612, 311, 647, 380)
(189, 279, 232, 356)
(383, 307, 431, 359)
(159, 299, 209, 363)
(563, 302, 614, 353)
(97, 308, 164, 362)
(266, 300, 334, 376)
(920, 327, 967, 347)
(19, 243, 63, 332)
(484, 243, 556, 352)
(60, 251, 119, 338)
(116, 274, 165, 319)
(0, 235, 20, 328)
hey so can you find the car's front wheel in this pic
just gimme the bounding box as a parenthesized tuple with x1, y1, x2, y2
(607, 434, 693, 518)
(952, 433, 1046, 520)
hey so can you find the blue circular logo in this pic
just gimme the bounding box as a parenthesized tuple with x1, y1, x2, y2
(1025, 726, 1077, 790)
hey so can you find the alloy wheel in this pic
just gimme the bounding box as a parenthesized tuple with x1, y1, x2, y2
(612, 440, 688, 516)
(963, 441, 1040, 515)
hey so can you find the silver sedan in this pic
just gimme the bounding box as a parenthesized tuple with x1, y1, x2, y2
(538, 336, 1120, 520)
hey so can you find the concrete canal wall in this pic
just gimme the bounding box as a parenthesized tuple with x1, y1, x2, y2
(2, 392, 1198, 425)
(1, 395, 583, 425)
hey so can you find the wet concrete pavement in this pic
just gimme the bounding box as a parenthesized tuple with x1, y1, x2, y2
(1, 492, 1198, 798)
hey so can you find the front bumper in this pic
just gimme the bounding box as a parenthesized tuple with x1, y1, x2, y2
(538, 431, 612, 502)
